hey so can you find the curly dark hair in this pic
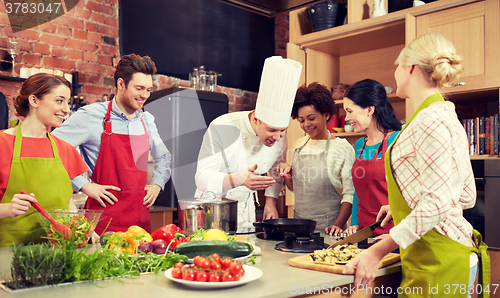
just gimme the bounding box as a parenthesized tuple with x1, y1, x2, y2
(291, 82, 335, 122)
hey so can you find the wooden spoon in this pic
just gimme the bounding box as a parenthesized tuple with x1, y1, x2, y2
(20, 190, 72, 238)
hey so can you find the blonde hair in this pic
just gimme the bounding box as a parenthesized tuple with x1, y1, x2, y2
(395, 33, 463, 88)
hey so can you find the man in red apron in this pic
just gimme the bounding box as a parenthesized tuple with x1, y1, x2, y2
(53, 54, 171, 234)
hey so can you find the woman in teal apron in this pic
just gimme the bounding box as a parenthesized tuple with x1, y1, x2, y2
(277, 82, 355, 233)
(0, 73, 89, 246)
(344, 33, 490, 298)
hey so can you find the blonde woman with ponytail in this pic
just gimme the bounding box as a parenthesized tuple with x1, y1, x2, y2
(345, 33, 490, 298)
(0, 73, 88, 246)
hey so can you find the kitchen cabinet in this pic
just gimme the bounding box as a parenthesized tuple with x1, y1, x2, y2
(285, 0, 500, 211)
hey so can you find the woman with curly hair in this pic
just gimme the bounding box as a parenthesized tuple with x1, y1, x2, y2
(277, 82, 355, 233)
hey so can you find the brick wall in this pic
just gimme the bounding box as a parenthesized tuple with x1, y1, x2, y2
(0, 2, 289, 123)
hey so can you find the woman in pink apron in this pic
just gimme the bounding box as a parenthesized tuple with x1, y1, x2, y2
(345, 34, 489, 298)
(277, 82, 355, 233)
(0, 73, 89, 246)
(338, 79, 401, 237)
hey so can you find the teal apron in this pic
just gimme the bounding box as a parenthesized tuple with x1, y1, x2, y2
(385, 94, 490, 297)
(0, 122, 73, 246)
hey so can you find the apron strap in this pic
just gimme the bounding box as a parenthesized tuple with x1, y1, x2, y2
(473, 230, 491, 298)
(13, 122, 59, 158)
(373, 130, 388, 159)
(13, 123, 23, 158)
(296, 133, 331, 155)
(103, 100, 113, 135)
(356, 130, 388, 160)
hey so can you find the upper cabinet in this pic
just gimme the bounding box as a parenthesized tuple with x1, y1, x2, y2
(415, 1, 500, 94)
(288, 0, 500, 119)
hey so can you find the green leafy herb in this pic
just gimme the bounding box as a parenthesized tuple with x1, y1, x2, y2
(4, 240, 187, 290)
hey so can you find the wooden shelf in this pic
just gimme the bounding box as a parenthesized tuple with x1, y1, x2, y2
(334, 93, 404, 105)
(292, 0, 480, 56)
(0, 75, 26, 82)
(470, 155, 500, 160)
(333, 132, 365, 138)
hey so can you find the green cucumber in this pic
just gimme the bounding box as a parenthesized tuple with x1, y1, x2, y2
(175, 240, 253, 258)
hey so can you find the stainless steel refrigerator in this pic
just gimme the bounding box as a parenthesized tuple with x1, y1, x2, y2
(143, 87, 228, 223)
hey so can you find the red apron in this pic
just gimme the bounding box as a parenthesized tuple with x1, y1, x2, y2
(351, 131, 393, 236)
(85, 100, 151, 234)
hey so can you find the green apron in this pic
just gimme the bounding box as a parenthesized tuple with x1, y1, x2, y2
(0, 122, 73, 246)
(384, 94, 490, 298)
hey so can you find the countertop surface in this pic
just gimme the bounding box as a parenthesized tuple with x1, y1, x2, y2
(0, 233, 401, 298)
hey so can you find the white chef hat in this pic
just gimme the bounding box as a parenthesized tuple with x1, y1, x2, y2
(255, 56, 303, 128)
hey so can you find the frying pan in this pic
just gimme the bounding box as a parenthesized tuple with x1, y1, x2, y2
(253, 218, 316, 240)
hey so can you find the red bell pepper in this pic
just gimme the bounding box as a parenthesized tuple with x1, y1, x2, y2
(151, 224, 185, 250)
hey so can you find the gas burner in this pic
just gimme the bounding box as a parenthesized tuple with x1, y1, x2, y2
(274, 232, 330, 253)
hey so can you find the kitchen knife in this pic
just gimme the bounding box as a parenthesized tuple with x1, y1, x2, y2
(327, 218, 384, 249)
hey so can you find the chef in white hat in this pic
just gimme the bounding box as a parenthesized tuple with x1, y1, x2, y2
(195, 56, 303, 230)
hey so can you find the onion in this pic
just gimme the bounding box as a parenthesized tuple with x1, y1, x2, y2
(138, 242, 154, 253)
(151, 239, 168, 254)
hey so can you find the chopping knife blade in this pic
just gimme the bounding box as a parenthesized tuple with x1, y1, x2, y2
(327, 218, 384, 249)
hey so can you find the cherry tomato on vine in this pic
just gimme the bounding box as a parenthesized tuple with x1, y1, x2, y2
(229, 262, 243, 276)
(208, 271, 221, 282)
(210, 260, 222, 270)
(210, 253, 221, 263)
(171, 267, 182, 279)
(221, 257, 234, 269)
(221, 271, 234, 282)
(195, 270, 209, 282)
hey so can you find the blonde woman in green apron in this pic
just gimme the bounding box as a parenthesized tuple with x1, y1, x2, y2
(277, 82, 355, 233)
(344, 33, 490, 298)
(0, 73, 89, 246)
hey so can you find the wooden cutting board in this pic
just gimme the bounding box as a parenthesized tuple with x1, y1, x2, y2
(289, 252, 400, 275)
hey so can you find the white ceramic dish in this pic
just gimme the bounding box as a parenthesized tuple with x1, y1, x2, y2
(164, 265, 262, 289)
(185, 253, 252, 264)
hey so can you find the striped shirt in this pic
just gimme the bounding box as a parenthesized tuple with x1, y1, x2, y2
(389, 99, 476, 249)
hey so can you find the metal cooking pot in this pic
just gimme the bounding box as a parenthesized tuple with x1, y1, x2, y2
(178, 193, 237, 235)
(253, 218, 317, 240)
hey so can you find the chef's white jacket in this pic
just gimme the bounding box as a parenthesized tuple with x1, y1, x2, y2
(195, 111, 286, 227)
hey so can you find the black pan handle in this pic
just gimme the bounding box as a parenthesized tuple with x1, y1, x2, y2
(253, 222, 277, 234)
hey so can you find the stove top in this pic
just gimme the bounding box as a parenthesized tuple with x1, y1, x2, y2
(274, 232, 330, 253)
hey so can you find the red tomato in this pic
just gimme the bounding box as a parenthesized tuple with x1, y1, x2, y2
(195, 270, 209, 282)
(174, 262, 184, 269)
(208, 272, 221, 282)
(210, 260, 222, 271)
(229, 262, 243, 276)
(233, 272, 242, 281)
(193, 256, 202, 267)
(182, 269, 196, 281)
(199, 258, 211, 270)
(171, 267, 182, 279)
(221, 257, 234, 270)
(210, 253, 221, 263)
(240, 267, 245, 277)
(221, 271, 234, 282)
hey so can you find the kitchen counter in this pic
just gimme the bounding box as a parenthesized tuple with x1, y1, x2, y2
(0, 233, 401, 298)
